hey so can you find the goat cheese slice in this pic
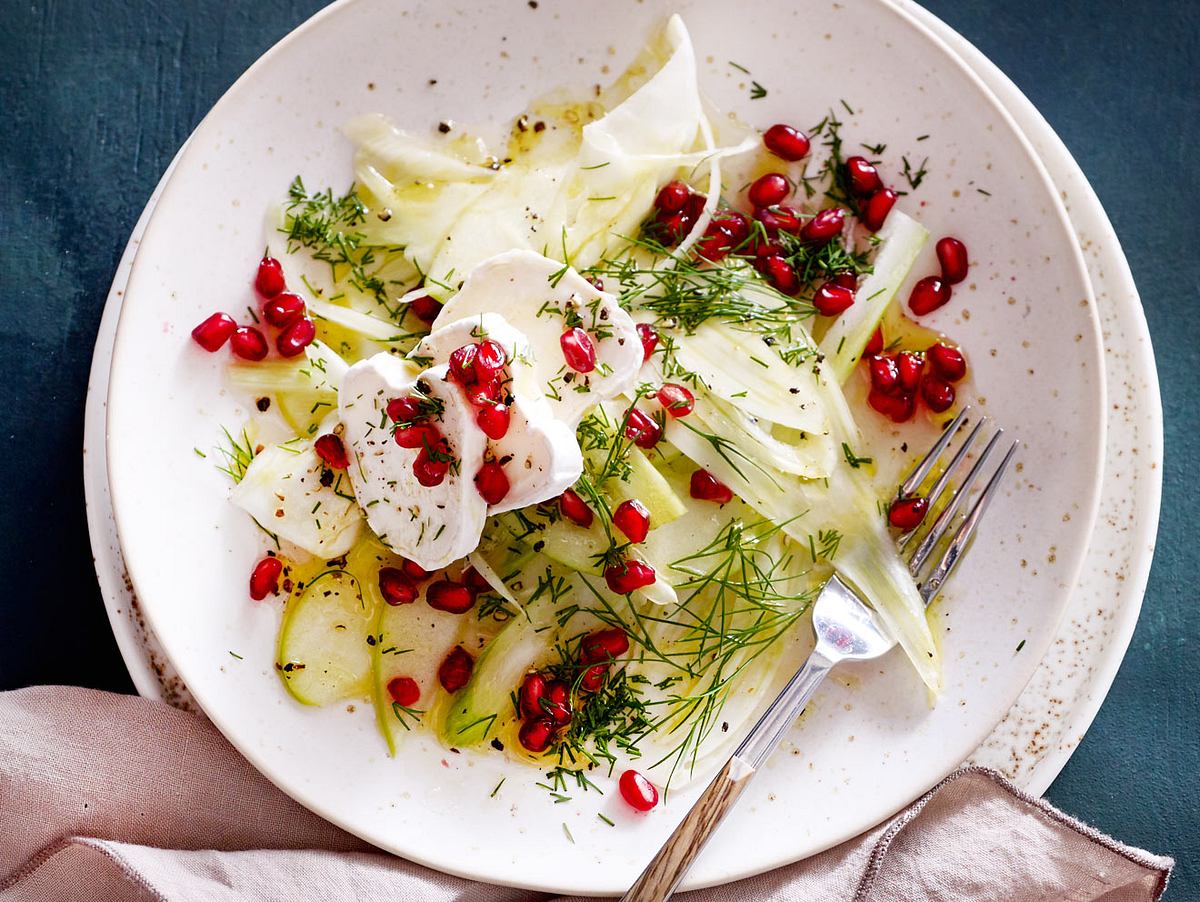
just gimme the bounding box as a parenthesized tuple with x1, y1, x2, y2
(413, 312, 583, 515)
(338, 354, 487, 570)
(432, 250, 643, 425)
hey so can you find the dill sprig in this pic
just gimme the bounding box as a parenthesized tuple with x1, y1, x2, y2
(589, 237, 812, 334)
(214, 426, 257, 483)
(282, 176, 411, 319)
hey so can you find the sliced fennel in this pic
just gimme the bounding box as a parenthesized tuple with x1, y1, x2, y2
(276, 570, 374, 706)
(346, 15, 752, 294)
(659, 323, 942, 692)
(226, 340, 347, 396)
(818, 211, 928, 382)
(229, 440, 362, 557)
(371, 584, 466, 755)
(440, 581, 562, 747)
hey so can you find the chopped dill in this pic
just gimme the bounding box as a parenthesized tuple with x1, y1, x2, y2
(282, 176, 412, 319)
(215, 427, 257, 483)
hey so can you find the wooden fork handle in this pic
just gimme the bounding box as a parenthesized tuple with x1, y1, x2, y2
(621, 755, 757, 902)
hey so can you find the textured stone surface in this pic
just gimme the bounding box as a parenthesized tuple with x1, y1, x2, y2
(0, 0, 1195, 895)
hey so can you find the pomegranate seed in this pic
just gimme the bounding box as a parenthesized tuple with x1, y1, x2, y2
(580, 663, 608, 692)
(624, 408, 663, 449)
(560, 327, 597, 373)
(683, 193, 707, 220)
(619, 769, 659, 812)
(696, 222, 738, 262)
(230, 326, 269, 361)
(748, 173, 789, 208)
(936, 237, 969, 284)
(581, 628, 630, 664)
(864, 327, 884, 357)
(387, 676, 420, 707)
(762, 255, 799, 295)
(248, 556, 283, 600)
(832, 271, 858, 291)
(868, 387, 916, 422)
(755, 204, 802, 235)
(869, 355, 900, 394)
(191, 312, 237, 352)
(812, 283, 855, 317)
(604, 559, 657, 595)
(888, 496, 929, 532)
(262, 291, 305, 328)
(697, 214, 744, 261)
(763, 123, 810, 161)
(412, 447, 449, 487)
(862, 188, 898, 231)
(476, 404, 511, 440)
(401, 559, 431, 582)
(449, 343, 480, 384)
(635, 323, 659, 363)
(474, 339, 508, 380)
(653, 210, 694, 245)
(559, 488, 594, 527)
(921, 374, 956, 412)
(255, 256, 286, 298)
(378, 567, 418, 605)
(713, 209, 750, 242)
(909, 276, 951, 316)
(613, 499, 651, 543)
(437, 646, 474, 693)
(749, 234, 784, 259)
(519, 673, 548, 720)
(690, 468, 734, 503)
(474, 461, 510, 505)
(409, 294, 443, 324)
(463, 566, 492, 596)
(896, 351, 925, 393)
(542, 680, 572, 725)
(656, 383, 694, 417)
(927, 343, 967, 382)
(394, 422, 439, 450)
(844, 156, 882, 196)
(426, 579, 475, 614)
(276, 317, 315, 357)
(655, 180, 690, 214)
(387, 396, 424, 424)
(464, 378, 503, 408)
(518, 718, 555, 753)
(801, 208, 845, 244)
(313, 434, 349, 469)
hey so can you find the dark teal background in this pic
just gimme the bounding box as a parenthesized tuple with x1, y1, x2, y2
(1, 0, 1195, 896)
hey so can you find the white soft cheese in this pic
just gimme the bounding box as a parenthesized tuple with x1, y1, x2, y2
(413, 312, 583, 515)
(338, 355, 487, 570)
(432, 250, 643, 425)
(337, 251, 642, 568)
(230, 443, 363, 558)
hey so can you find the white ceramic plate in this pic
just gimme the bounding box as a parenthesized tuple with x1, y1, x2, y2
(103, 0, 1107, 892)
(87, 3, 1163, 790)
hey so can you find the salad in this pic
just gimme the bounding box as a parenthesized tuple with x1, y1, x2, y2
(189, 16, 974, 812)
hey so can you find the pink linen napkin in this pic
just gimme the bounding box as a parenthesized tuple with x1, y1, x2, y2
(0, 686, 1171, 901)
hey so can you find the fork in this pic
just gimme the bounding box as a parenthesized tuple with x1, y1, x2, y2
(622, 408, 1019, 902)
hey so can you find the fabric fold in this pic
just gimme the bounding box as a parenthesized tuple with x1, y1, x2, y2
(0, 687, 1172, 902)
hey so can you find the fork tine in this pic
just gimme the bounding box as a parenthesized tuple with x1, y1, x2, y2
(898, 416, 988, 551)
(899, 406, 971, 497)
(919, 440, 1020, 604)
(907, 429, 1005, 577)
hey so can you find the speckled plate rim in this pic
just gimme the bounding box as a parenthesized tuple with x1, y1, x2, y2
(897, 0, 1164, 792)
(83, 0, 1155, 882)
